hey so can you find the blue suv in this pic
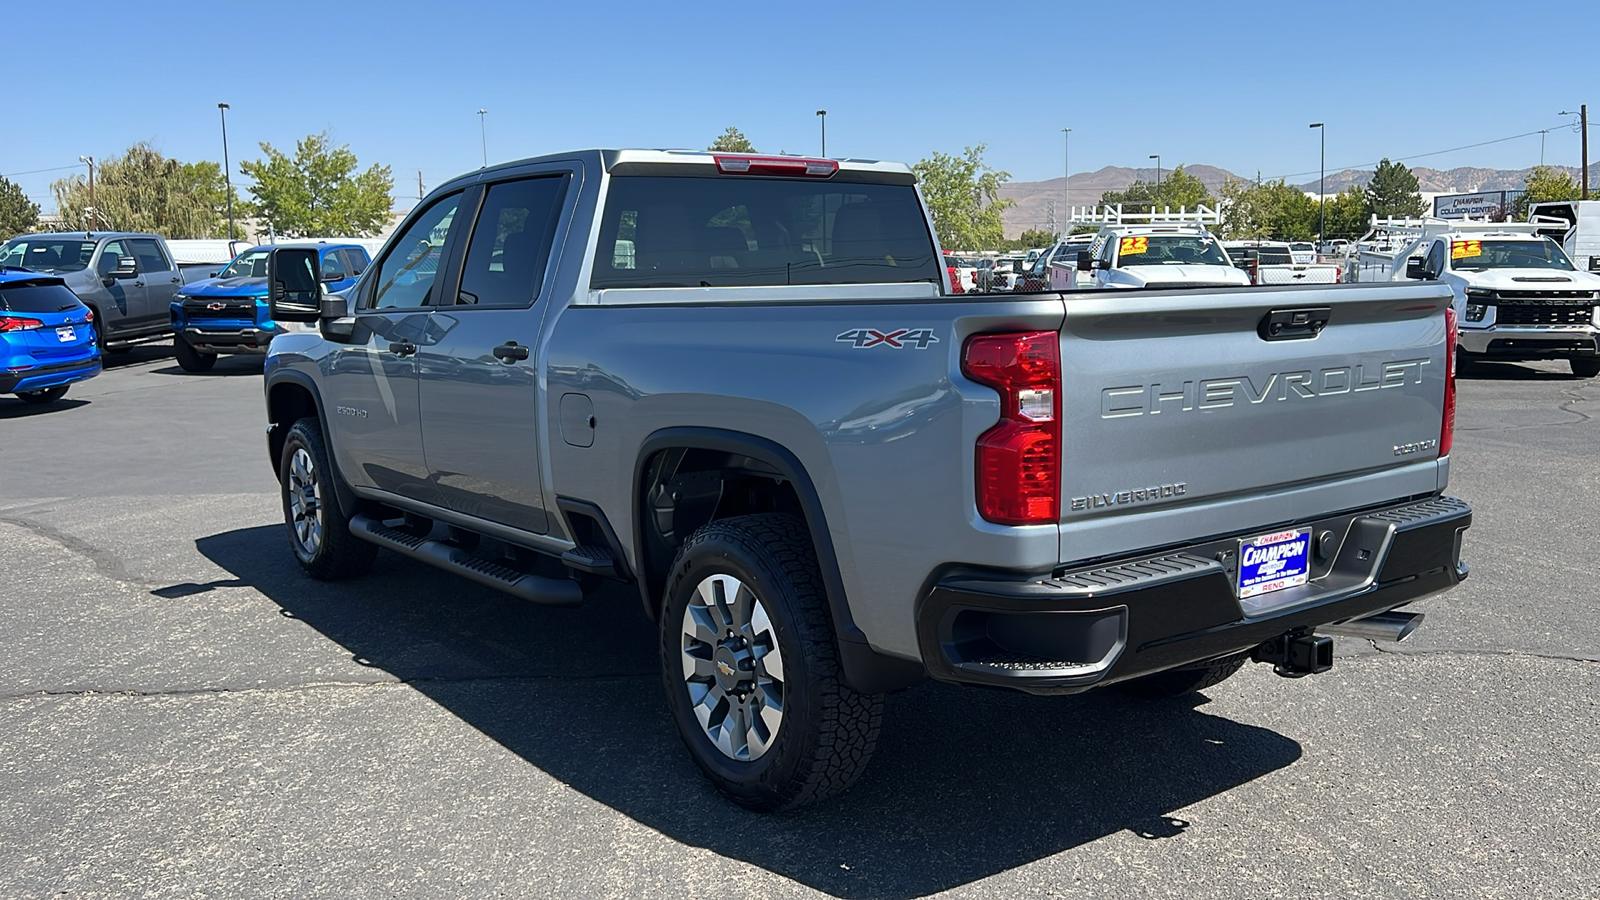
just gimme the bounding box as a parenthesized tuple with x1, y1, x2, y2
(0, 269, 100, 404)
(170, 243, 367, 372)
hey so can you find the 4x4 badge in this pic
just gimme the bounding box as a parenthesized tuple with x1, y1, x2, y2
(836, 328, 939, 349)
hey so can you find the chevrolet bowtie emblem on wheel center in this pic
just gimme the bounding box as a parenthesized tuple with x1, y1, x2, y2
(716, 660, 736, 676)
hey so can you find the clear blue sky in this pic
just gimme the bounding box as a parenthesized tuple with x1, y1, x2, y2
(4, 0, 1595, 211)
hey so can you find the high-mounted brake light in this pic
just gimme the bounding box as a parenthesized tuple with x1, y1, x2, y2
(1440, 306, 1457, 457)
(0, 315, 45, 333)
(713, 155, 838, 178)
(963, 331, 1060, 525)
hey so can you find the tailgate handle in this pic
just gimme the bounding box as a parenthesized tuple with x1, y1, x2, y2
(1258, 307, 1330, 341)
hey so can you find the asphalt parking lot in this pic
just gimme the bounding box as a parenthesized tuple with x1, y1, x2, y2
(1, 343, 1596, 899)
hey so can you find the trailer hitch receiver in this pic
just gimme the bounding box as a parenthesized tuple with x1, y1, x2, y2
(1253, 632, 1333, 678)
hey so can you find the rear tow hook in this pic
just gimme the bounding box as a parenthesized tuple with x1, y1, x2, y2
(1253, 632, 1334, 678)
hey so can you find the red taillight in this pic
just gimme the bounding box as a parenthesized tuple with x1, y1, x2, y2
(947, 267, 964, 294)
(84, 308, 94, 322)
(963, 331, 1060, 525)
(0, 316, 45, 333)
(713, 155, 838, 177)
(1440, 306, 1457, 457)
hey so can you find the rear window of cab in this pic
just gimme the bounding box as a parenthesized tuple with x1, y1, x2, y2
(592, 175, 941, 289)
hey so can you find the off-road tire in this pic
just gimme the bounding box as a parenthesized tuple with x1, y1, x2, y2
(1115, 651, 1250, 700)
(15, 385, 70, 404)
(660, 514, 883, 811)
(173, 335, 217, 373)
(1570, 358, 1600, 379)
(279, 417, 377, 580)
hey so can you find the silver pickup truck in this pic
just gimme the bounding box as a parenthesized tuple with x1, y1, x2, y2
(260, 150, 1472, 810)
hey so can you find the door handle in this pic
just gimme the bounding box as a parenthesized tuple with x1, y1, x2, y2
(387, 339, 417, 356)
(493, 341, 530, 362)
(134, 281, 145, 287)
(170, 277, 181, 283)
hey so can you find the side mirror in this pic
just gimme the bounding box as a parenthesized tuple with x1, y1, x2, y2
(267, 247, 324, 322)
(1405, 258, 1431, 280)
(1077, 250, 1092, 272)
(209, 270, 220, 278)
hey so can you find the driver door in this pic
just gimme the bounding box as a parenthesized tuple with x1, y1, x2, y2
(321, 192, 467, 503)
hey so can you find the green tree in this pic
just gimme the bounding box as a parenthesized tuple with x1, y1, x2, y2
(241, 132, 394, 237)
(1322, 185, 1371, 240)
(1511, 165, 1581, 219)
(1365, 158, 1426, 219)
(913, 145, 1014, 250)
(1101, 164, 1215, 214)
(0, 175, 40, 239)
(50, 144, 236, 238)
(1013, 227, 1057, 249)
(708, 127, 756, 153)
(1217, 177, 1318, 240)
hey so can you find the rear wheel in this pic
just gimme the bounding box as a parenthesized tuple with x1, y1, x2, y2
(660, 514, 882, 811)
(279, 418, 376, 580)
(1115, 652, 1250, 700)
(15, 386, 70, 405)
(1570, 358, 1600, 378)
(173, 336, 217, 373)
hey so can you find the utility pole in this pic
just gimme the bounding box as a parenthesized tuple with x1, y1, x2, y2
(1567, 106, 1591, 199)
(1062, 126, 1071, 230)
(418, 170, 424, 200)
(477, 109, 488, 167)
(218, 103, 234, 240)
(1538, 129, 1551, 166)
(816, 110, 827, 157)
(1310, 122, 1325, 244)
(78, 156, 96, 232)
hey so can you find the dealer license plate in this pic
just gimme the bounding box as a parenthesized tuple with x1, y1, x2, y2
(56, 326, 76, 342)
(1236, 528, 1311, 599)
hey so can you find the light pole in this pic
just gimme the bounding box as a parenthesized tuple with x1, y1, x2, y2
(1062, 127, 1071, 231)
(218, 103, 234, 240)
(1310, 122, 1325, 245)
(1149, 155, 1161, 211)
(77, 156, 96, 232)
(816, 110, 827, 157)
(1560, 106, 1589, 199)
(477, 109, 488, 167)
(1538, 129, 1551, 166)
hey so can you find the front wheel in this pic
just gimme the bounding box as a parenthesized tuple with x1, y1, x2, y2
(173, 336, 217, 373)
(15, 385, 70, 405)
(279, 418, 377, 580)
(1570, 358, 1600, 378)
(660, 514, 882, 811)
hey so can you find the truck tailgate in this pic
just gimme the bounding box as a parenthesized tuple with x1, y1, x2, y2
(1056, 281, 1453, 564)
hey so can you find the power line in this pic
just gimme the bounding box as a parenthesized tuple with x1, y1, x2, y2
(1264, 124, 1574, 183)
(0, 164, 82, 179)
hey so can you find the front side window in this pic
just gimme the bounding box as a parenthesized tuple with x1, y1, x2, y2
(454, 176, 569, 308)
(1448, 237, 1575, 271)
(0, 239, 96, 274)
(592, 175, 939, 289)
(369, 193, 462, 309)
(129, 239, 171, 273)
(320, 249, 348, 281)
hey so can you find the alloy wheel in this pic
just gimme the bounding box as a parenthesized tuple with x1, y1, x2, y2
(680, 573, 786, 761)
(287, 447, 323, 556)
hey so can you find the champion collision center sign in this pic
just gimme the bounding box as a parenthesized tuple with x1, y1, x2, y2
(1433, 190, 1525, 220)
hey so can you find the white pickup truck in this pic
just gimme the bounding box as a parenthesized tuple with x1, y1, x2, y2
(1347, 216, 1600, 377)
(1224, 241, 1342, 285)
(1059, 205, 1251, 290)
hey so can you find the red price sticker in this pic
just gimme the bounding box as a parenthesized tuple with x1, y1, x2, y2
(1119, 236, 1149, 256)
(1451, 240, 1482, 260)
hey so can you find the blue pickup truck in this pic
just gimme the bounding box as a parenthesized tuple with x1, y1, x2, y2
(170, 242, 368, 372)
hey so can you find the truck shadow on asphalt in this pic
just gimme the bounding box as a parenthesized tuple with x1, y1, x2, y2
(0, 398, 91, 418)
(195, 525, 1302, 899)
(1458, 361, 1588, 381)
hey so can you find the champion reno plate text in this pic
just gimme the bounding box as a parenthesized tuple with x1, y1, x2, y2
(1101, 358, 1430, 418)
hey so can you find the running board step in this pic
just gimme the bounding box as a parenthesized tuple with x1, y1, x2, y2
(561, 544, 620, 578)
(350, 515, 584, 607)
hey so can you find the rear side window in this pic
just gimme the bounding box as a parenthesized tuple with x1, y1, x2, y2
(0, 282, 84, 313)
(344, 248, 368, 275)
(591, 176, 940, 289)
(454, 176, 569, 308)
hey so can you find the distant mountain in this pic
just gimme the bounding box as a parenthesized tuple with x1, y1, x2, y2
(1293, 164, 1589, 195)
(997, 163, 1592, 238)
